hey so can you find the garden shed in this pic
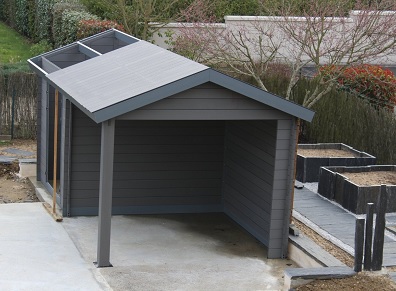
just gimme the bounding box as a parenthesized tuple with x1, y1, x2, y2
(28, 29, 314, 267)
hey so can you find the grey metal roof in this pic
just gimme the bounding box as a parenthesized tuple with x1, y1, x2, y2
(28, 29, 314, 123)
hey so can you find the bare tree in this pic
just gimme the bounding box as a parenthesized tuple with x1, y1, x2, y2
(171, 0, 396, 108)
(82, 0, 182, 40)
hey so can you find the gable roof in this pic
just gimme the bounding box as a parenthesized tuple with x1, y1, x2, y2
(28, 29, 314, 123)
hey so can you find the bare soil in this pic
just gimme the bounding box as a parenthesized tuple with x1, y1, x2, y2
(0, 139, 38, 203)
(296, 271, 396, 291)
(298, 148, 358, 157)
(342, 171, 396, 186)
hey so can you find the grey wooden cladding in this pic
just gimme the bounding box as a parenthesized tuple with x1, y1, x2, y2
(118, 83, 291, 121)
(46, 45, 89, 69)
(82, 35, 129, 54)
(69, 110, 225, 212)
(222, 121, 277, 249)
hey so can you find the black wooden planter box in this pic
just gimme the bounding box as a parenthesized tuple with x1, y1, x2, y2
(318, 165, 396, 214)
(296, 143, 376, 183)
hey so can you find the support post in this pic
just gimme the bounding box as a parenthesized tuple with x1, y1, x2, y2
(364, 203, 374, 271)
(96, 119, 115, 268)
(372, 185, 388, 271)
(354, 218, 365, 272)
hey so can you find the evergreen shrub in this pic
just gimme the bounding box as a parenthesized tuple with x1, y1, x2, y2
(77, 19, 124, 39)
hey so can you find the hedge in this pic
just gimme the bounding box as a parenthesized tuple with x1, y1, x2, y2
(0, 64, 38, 139)
(77, 19, 124, 39)
(0, 0, 124, 48)
(304, 91, 396, 164)
(52, 2, 98, 47)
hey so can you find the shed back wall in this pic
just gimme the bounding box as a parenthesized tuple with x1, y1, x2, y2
(69, 107, 225, 215)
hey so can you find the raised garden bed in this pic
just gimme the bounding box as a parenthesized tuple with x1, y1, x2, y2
(296, 143, 376, 183)
(318, 165, 396, 214)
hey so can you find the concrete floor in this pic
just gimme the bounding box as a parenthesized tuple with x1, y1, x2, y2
(0, 203, 109, 291)
(63, 213, 295, 290)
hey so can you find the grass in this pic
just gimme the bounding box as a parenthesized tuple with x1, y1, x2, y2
(0, 21, 32, 63)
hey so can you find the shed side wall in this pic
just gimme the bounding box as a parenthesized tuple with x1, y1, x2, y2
(222, 120, 277, 250)
(269, 118, 296, 258)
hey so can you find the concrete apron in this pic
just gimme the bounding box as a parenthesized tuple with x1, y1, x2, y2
(0, 203, 109, 291)
(62, 213, 296, 290)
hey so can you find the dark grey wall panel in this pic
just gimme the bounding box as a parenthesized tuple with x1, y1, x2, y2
(222, 120, 278, 254)
(83, 34, 129, 54)
(47, 46, 89, 69)
(38, 78, 46, 182)
(118, 83, 290, 120)
(268, 118, 296, 258)
(69, 106, 101, 213)
(68, 112, 225, 214)
(60, 100, 72, 216)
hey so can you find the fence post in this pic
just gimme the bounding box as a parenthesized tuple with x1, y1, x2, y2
(364, 203, 374, 270)
(354, 218, 365, 272)
(372, 185, 388, 271)
(11, 86, 15, 139)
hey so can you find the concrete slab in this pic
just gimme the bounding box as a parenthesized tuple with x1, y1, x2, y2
(62, 213, 295, 290)
(0, 203, 109, 290)
(19, 159, 37, 177)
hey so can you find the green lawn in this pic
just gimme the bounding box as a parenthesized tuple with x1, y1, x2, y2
(0, 22, 32, 63)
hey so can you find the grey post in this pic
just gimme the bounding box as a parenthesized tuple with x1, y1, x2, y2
(372, 185, 388, 271)
(96, 119, 115, 267)
(364, 203, 374, 270)
(354, 218, 365, 272)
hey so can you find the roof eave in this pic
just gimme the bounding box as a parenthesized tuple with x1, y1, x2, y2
(208, 70, 315, 122)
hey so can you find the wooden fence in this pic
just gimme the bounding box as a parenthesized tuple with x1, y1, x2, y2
(0, 71, 38, 139)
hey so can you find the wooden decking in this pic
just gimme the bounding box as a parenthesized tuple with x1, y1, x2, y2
(293, 186, 396, 267)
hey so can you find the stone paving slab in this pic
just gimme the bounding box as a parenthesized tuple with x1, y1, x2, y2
(2, 148, 34, 156)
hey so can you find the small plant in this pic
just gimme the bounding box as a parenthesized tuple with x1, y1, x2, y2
(320, 64, 396, 110)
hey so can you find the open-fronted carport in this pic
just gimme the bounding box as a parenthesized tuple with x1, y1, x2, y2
(29, 29, 314, 267)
